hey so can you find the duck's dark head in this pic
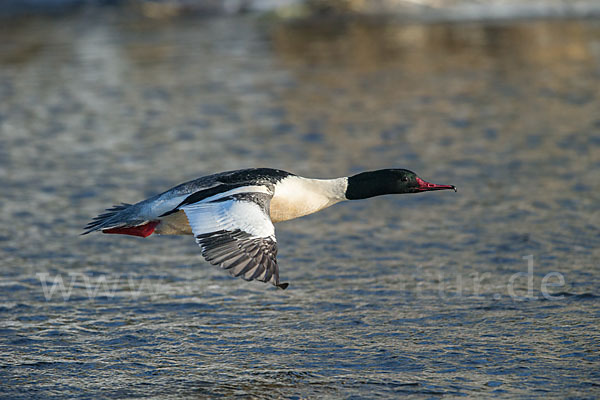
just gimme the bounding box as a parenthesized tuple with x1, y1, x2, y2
(345, 169, 456, 200)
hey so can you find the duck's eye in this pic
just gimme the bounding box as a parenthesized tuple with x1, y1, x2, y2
(401, 176, 409, 182)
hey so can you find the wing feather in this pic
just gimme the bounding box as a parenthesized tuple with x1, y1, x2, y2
(181, 190, 288, 289)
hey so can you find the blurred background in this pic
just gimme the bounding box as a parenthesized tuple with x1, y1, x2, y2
(1, 1, 599, 398)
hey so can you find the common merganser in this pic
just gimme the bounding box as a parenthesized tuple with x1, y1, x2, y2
(83, 168, 456, 289)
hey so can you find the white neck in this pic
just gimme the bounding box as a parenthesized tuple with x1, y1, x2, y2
(269, 176, 348, 223)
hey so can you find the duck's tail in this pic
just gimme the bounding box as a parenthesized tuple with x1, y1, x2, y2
(82, 203, 158, 237)
(82, 203, 133, 234)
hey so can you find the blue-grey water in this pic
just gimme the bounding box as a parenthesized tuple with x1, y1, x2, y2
(1, 10, 599, 399)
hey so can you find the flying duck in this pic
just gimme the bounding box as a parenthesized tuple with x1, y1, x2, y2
(83, 168, 456, 289)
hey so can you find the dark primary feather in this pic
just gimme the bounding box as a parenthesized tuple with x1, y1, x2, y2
(195, 229, 288, 289)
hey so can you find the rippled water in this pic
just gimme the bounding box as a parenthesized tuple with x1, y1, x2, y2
(1, 11, 599, 398)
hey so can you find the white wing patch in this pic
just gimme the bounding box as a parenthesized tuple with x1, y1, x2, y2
(183, 200, 274, 238)
(181, 192, 288, 289)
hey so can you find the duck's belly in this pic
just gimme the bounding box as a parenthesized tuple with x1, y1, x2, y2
(155, 210, 193, 235)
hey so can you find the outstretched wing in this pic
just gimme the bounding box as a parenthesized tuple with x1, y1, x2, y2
(181, 189, 288, 289)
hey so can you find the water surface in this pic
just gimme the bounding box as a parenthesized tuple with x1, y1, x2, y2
(0, 11, 599, 398)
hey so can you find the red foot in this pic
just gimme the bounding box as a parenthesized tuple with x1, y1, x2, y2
(103, 221, 160, 238)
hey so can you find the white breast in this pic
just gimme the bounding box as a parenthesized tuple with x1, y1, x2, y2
(269, 176, 348, 223)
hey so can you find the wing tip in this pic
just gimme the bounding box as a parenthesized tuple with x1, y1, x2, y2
(276, 282, 289, 290)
